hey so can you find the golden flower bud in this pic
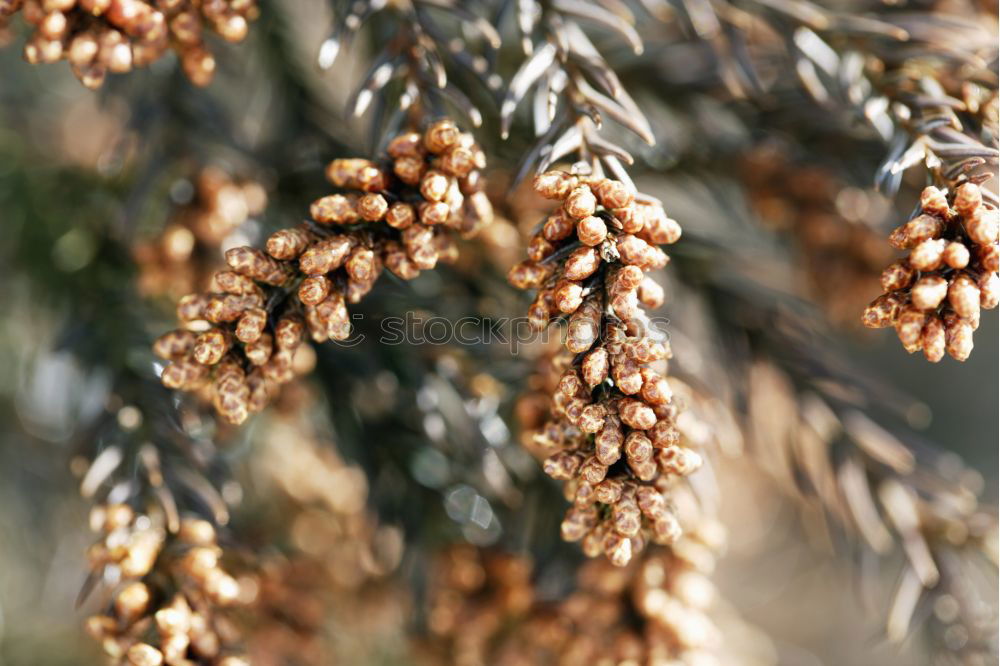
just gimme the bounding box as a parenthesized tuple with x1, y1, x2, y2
(424, 119, 460, 153)
(235, 307, 267, 343)
(387, 131, 424, 159)
(561, 506, 598, 542)
(603, 532, 632, 567)
(543, 450, 583, 480)
(311, 194, 360, 225)
(889, 214, 944, 250)
(619, 398, 656, 430)
(357, 193, 388, 221)
(593, 178, 634, 209)
(385, 202, 416, 229)
(576, 216, 608, 246)
(942, 241, 970, 269)
(862, 292, 903, 329)
(919, 186, 950, 218)
(908, 238, 946, 272)
(193, 328, 231, 365)
(909, 275, 948, 311)
(114, 581, 151, 623)
(563, 246, 601, 281)
(564, 186, 598, 219)
(966, 206, 999, 246)
(153, 329, 197, 360)
(880, 261, 914, 292)
(624, 431, 653, 463)
(612, 356, 643, 395)
(895, 306, 926, 353)
(243, 331, 273, 366)
(126, 643, 164, 666)
(533, 170, 579, 200)
(947, 273, 980, 319)
(943, 312, 974, 361)
(921, 316, 946, 363)
(953, 182, 982, 217)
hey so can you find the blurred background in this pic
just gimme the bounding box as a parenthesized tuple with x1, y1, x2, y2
(0, 1, 996, 665)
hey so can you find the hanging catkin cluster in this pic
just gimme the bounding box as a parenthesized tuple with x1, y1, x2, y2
(510, 171, 700, 567)
(83, 504, 249, 666)
(0, 0, 257, 88)
(421, 545, 534, 666)
(862, 182, 998, 361)
(135, 167, 267, 299)
(245, 396, 407, 665)
(155, 119, 493, 424)
(420, 530, 732, 666)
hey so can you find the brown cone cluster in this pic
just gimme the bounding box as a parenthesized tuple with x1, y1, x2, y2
(862, 182, 998, 362)
(244, 399, 407, 665)
(155, 120, 493, 424)
(135, 167, 267, 300)
(420, 532, 732, 666)
(422, 545, 534, 666)
(84, 504, 249, 666)
(510, 171, 700, 567)
(1, 0, 257, 89)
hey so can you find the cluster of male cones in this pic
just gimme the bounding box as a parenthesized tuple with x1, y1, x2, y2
(510, 170, 702, 567)
(1, 0, 258, 88)
(863, 182, 998, 362)
(84, 504, 250, 666)
(420, 533, 732, 666)
(154, 119, 493, 424)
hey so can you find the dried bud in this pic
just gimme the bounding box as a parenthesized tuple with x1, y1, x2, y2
(299, 236, 353, 275)
(889, 214, 944, 250)
(298, 275, 331, 306)
(862, 292, 903, 328)
(153, 329, 196, 360)
(966, 207, 999, 246)
(581, 348, 609, 387)
(944, 312, 974, 361)
(880, 261, 914, 292)
(624, 432, 653, 463)
(948, 273, 980, 319)
(126, 643, 164, 666)
(953, 182, 982, 217)
(542, 212, 575, 242)
(544, 450, 582, 480)
(387, 131, 424, 158)
(921, 316, 946, 363)
(910, 275, 948, 311)
(534, 171, 579, 200)
(593, 179, 634, 209)
(420, 170, 450, 202)
(193, 328, 231, 365)
(563, 247, 601, 281)
(908, 238, 946, 272)
(386, 202, 416, 229)
(564, 186, 598, 219)
(357, 193, 388, 221)
(619, 398, 656, 430)
(424, 119, 460, 153)
(311, 194, 359, 225)
(895, 307, 927, 353)
(234, 307, 267, 343)
(225, 246, 290, 285)
(576, 216, 608, 246)
(919, 186, 949, 218)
